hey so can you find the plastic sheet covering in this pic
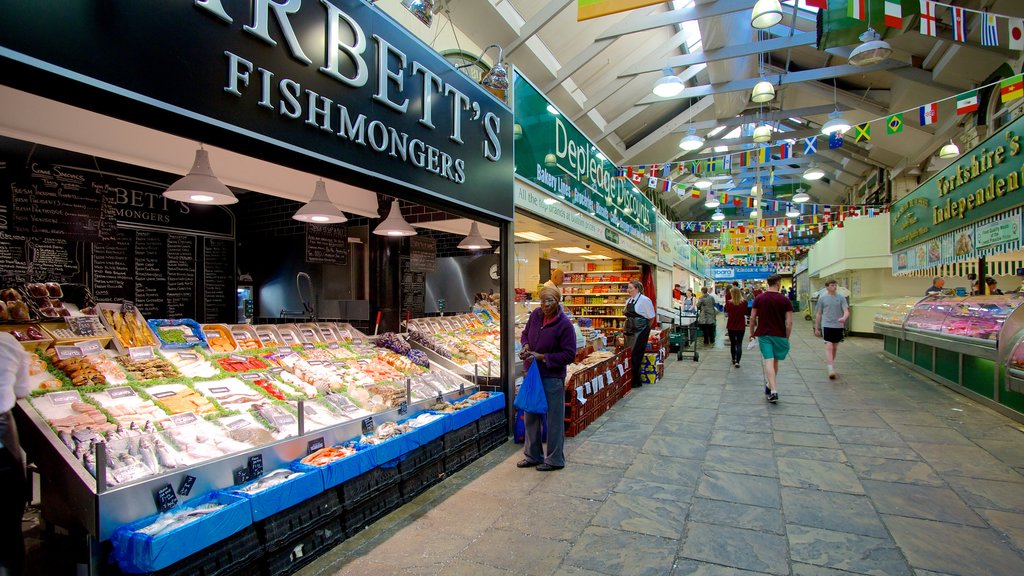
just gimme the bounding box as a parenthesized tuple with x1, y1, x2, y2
(227, 464, 325, 522)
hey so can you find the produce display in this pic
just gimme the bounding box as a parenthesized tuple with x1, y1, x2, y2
(904, 293, 1024, 341)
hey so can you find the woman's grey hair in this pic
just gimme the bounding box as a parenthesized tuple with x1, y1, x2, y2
(629, 280, 643, 292)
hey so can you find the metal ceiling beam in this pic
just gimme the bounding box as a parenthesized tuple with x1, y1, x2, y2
(791, 76, 891, 117)
(621, 97, 715, 162)
(596, 0, 756, 41)
(622, 32, 817, 78)
(504, 0, 574, 56)
(593, 64, 706, 140)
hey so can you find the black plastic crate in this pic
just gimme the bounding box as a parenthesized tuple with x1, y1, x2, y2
(399, 459, 445, 501)
(339, 464, 402, 510)
(478, 426, 508, 455)
(138, 526, 263, 576)
(442, 421, 479, 451)
(262, 517, 346, 576)
(258, 489, 341, 551)
(342, 484, 403, 536)
(397, 437, 444, 477)
(477, 410, 507, 434)
(443, 439, 481, 475)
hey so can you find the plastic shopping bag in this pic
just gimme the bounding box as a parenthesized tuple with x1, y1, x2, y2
(514, 360, 548, 414)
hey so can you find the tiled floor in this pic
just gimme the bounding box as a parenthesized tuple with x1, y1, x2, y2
(299, 324, 1024, 576)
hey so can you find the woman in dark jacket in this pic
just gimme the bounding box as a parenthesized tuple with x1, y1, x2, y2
(517, 285, 578, 471)
(697, 287, 718, 346)
(725, 286, 747, 367)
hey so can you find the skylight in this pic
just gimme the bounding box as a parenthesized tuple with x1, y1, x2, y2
(722, 126, 743, 140)
(707, 126, 727, 137)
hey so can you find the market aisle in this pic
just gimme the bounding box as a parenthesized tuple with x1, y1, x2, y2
(299, 324, 1024, 576)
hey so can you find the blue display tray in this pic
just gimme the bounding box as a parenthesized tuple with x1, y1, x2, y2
(295, 444, 376, 490)
(226, 465, 325, 522)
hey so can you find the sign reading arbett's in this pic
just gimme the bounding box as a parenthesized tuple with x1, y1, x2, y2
(512, 71, 655, 248)
(891, 112, 1024, 251)
(0, 0, 513, 220)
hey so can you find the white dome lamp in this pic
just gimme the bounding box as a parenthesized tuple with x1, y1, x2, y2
(939, 140, 960, 159)
(786, 203, 800, 218)
(705, 192, 720, 208)
(751, 182, 762, 197)
(849, 28, 892, 66)
(751, 0, 783, 29)
(803, 165, 825, 181)
(164, 146, 238, 205)
(752, 123, 772, 143)
(792, 187, 810, 202)
(679, 128, 705, 151)
(751, 79, 775, 103)
(292, 180, 347, 224)
(821, 110, 851, 135)
(653, 68, 685, 97)
(712, 208, 725, 221)
(750, 208, 760, 218)
(694, 177, 713, 190)
(373, 199, 417, 237)
(457, 221, 491, 250)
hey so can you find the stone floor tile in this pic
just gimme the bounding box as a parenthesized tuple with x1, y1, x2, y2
(790, 562, 870, 575)
(492, 492, 602, 541)
(703, 445, 779, 477)
(591, 492, 689, 539)
(661, 407, 719, 423)
(679, 522, 789, 575)
(846, 455, 945, 486)
(568, 441, 640, 470)
(882, 514, 1024, 575)
(876, 410, 948, 427)
(831, 425, 907, 447)
(613, 477, 695, 502)
(624, 453, 703, 488)
(461, 528, 569, 576)
(945, 476, 1024, 513)
(972, 438, 1024, 468)
(535, 463, 625, 501)
(643, 434, 710, 461)
(415, 488, 509, 537)
(672, 558, 775, 575)
(714, 414, 772, 433)
(773, 430, 841, 449)
(563, 526, 680, 576)
(654, 419, 715, 440)
(861, 480, 985, 526)
(909, 443, 1024, 482)
(841, 443, 922, 461)
(777, 457, 864, 494)
(781, 486, 888, 538)
(771, 415, 833, 435)
(551, 565, 613, 576)
(821, 410, 892, 428)
(686, 497, 785, 534)
(976, 508, 1024, 554)
(787, 524, 911, 576)
(709, 429, 774, 450)
(774, 445, 848, 463)
(890, 423, 974, 445)
(696, 469, 781, 508)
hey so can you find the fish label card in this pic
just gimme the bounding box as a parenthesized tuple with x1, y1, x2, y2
(327, 342, 340, 349)
(307, 437, 326, 455)
(269, 367, 284, 373)
(129, 346, 155, 361)
(225, 419, 250, 430)
(617, 364, 625, 376)
(281, 332, 296, 344)
(352, 338, 365, 346)
(54, 345, 83, 360)
(302, 342, 316, 350)
(229, 354, 247, 362)
(154, 483, 178, 512)
(278, 347, 293, 354)
(48, 390, 81, 406)
(77, 340, 104, 356)
(398, 401, 408, 415)
(152, 390, 177, 399)
(209, 386, 231, 394)
(606, 370, 614, 385)
(459, 381, 465, 395)
(170, 412, 198, 427)
(107, 387, 137, 399)
(248, 454, 264, 478)
(436, 391, 444, 404)
(204, 331, 220, 340)
(178, 352, 198, 360)
(240, 373, 261, 381)
(233, 466, 255, 486)
(177, 475, 196, 497)
(361, 416, 374, 435)
(184, 335, 201, 344)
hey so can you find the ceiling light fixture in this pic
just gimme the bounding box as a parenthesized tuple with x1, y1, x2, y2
(164, 146, 238, 205)
(544, 153, 558, 167)
(786, 203, 800, 217)
(750, 208, 760, 218)
(679, 128, 705, 151)
(373, 199, 417, 236)
(821, 110, 851, 135)
(939, 140, 960, 159)
(554, 246, 591, 254)
(694, 177, 713, 190)
(457, 221, 490, 250)
(849, 27, 892, 66)
(751, 0, 783, 29)
(514, 231, 554, 242)
(751, 182, 762, 196)
(705, 192, 720, 208)
(803, 165, 825, 181)
(753, 123, 772, 143)
(653, 68, 685, 97)
(712, 208, 725, 221)
(792, 187, 810, 202)
(751, 80, 775, 103)
(292, 179, 347, 224)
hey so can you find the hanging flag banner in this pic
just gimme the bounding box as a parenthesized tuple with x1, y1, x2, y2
(1011, 17, 1024, 50)
(577, 0, 662, 21)
(951, 6, 967, 43)
(920, 0, 937, 37)
(1001, 74, 1024, 103)
(982, 13, 999, 47)
(957, 90, 979, 115)
(886, 113, 904, 134)
(848, 0, 866, 20)
(854, 123, 871, 142)
(829, 131, 844, 149)
(919, 103, 938, 126)
(884, 0, 902, 28)
(804, 137, 817, 155)
(720, 226, 781, 254)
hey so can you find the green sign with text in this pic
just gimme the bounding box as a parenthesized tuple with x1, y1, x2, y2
(891, 112, 1024, 251)
(513, 71, 655, 248)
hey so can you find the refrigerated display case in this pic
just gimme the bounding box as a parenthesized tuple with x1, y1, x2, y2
(872, 296, 921, 338)
(900, 293, 1024, 358)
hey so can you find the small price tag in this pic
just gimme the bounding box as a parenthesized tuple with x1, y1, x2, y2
(302, 342, 315, 350)
(307, 437, 326, 455)
(178, 352, 198, 360)
(459, 381, 465, 395)
(122, 300, 137, 314)
(229, 354, 246, 362)
(398, 401, 408, 415)
(204, 331, 220, 340)
(154, 484, 178, 512)
(225, 418, 249, 430)
(48, 391, 80, 405)
(281, 333, 296, 344)
(107, 387, 136, 399)
(233, 467, 254, 486)
(327, 342, 340, 350)
(128, 346, 154, 361)
(170, 412, 198, 426)
(77, 340, 103, 356)
(269, 367, 284, 373)
(307, 360, 322, 366)
(152, 390, 177, 399)
(208, 386, 230, 394)
(177, 475, 196, 497)
(231, 331, 248, 341)
(606, 370, 614, 384)
(240, 373, 261, 381)
(273, 413, 295, 427)
(54, 345, 83, 360)
(584, 381, 593, 395)
(361, 416, 374, 435)
(320, 329, 334, 341)
(333, 361, 346, 369)
(617, 364, 625, 376)
(278, 346, 293, 354)
(248, 454, 264, 478)
(184, 335, 200, 343)
(352, 338, 364, 346)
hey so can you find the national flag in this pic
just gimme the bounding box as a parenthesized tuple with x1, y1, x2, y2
(829, 131, 844, 149)
(706, 156, 720, 174)
(691, 159, 702, 174)
(778, 141, 793, 159)
(721, 193, 729, 204)
(737, 151, 748, 167)
(957, 90, 979, 115)
(648, 176, 658, 189)
(662, 164, 671, 178)
(805, 0, 828, 9)
(649, 164, 659, 174)
(747, 197, 755, 208)
(631, 171, 643, 184)
(1011, 18, 1024, 50)
(847, 0, 865, 21)
(919, 102, 938, 126)
(754, 147, 767, 164)
(854, 122, 871, 142)
(626, 166, 634, 180)
(661, 179, 671, 192)
(951, 7, 967, 43)
(722, 154, 733, 173)
(920, 0, 937, 37)
(886, 113, 903, 134)
(1001, 74, 1024, 103)
(691, 188, 700, 199)
(803, 137, 817, 155)
(734, 197, 741, 206)
(982, 13, 999, 47)
(884, 0, 902, 28)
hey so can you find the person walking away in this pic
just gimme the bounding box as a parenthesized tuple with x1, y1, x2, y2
(925, 276, 944, 296)
(0, 332, 30, 576)
(749, 274, 793, 403)
(624, 280, 657, 388)
(814, 279, 850, 380)
(697, 287, 717, 346)
(725, 286, 747, 368)
(517, 286, 577, 471)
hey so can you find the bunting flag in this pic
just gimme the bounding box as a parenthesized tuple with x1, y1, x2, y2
(951, 7, 967, 43)
(648, 176, 658, 189)
(886, 113, 904, 134)
(1001, 74, 1024, 103)
(854, 122, 871, 142)
(957, 90, 979, 114)
(803, 137, 817, 155)
(919, 102, 938, 126)
(706, 156, 720, 174)
(805, 0, 828, 9)
(884, 0, 902, 28)
(733, 198, 741, 206)
(982, 13, 999, 47)
(754, 147, 767, 164)
(1011, 18, 1024, 50)
(691, 187, 701, 199)
(626, 166, 634, 179)
(737, 151, 748, 167)
(829, 131, 844, 149)
(721, 193, 728, 204)
(662, 164, 671, 178)
(746, 197, 756, 208)
(661, 179, 671, 192)
(690, 159, 702, 174)
(631, 172, 643, 184)
(920, 0, 937, 36)
(778, 141, 793, 159)
(847, 0, 865, 21)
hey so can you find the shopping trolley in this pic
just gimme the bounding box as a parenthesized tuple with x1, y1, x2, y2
(669, 307, 699, 362)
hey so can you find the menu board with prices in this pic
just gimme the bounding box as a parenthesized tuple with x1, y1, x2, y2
(203, 238, 234, 324)
(400, 256, 425, 320)
(305, 223, 348, 265)
(3, 161, 105, 242)
(408, 236, 436, 273)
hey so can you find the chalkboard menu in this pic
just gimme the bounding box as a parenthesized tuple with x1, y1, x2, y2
(0, 232, 83, 284)
(400, 256, 425, 319)
(203, 238, 234, 323)
(305, 223, 348, 265)
(409, 236, 436, 273)
(4, 162, 106, 242)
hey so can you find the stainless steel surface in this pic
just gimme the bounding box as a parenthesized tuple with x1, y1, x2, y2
(872, 323, 904, 340)
(903, 329, 999, 360)
(997, 305, 1024, 393)
(424, 255, 500, 314)
(1008, 369, 1024, 394)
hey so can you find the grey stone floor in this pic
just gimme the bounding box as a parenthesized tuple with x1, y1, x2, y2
(299, 324, 1024, 576)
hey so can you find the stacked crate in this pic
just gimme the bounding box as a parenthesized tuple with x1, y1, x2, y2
(564, 348, 632, 437)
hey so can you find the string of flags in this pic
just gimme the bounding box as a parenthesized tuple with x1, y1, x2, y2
(916, 0, 1024, 50)
(676, 204, 890, 235)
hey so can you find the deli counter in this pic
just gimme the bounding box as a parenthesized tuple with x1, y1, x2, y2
(873, 292, 1024, 420)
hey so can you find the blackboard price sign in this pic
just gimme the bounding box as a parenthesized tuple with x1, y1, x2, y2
(153, 484, 178, 512)
(307, 437, 325, 455)
(177, 475, 196, 497)
(248, 454, 264, 478)
(436, 391, 444, 404)
(361, 416, 374, 435)
(398, 401, 408, 416)
(233, 467, 254, 486)
(305, 223, 348, 265)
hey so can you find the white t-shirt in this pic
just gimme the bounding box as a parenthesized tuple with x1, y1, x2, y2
(627, 294, 656, 320)
(0, 332, 30, 413)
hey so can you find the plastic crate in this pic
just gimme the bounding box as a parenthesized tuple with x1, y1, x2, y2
(137, 527, 263, 576)
(477, 409, 506, 433)
(399, 459, 445, 501)
(257, 489, 341, 551)
(262, 517, 346, 576)
(339, 464, 402, 510)
(442, 421, 479, 451)
(342, 484, 403, 536)
(443, 438, 481, 475)
(397, 437, 444, 477)
(478, 425, 507, 454)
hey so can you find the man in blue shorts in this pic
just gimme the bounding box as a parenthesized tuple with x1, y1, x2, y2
(748, 274, 793, 403)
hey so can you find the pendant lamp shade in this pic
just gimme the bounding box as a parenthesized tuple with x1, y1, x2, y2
(373, 199, 417, 236)
(751, 0, 783, 29)
(786, 204, 800, 217)
(751, 80, 775, 103)
(803, 165, 825, 181)
(752, 124, 772, 143)
(164, 148, 237, 205)
(704, 193, 720, 208)
(821, 110, 851, 135)
(293, 180, 347, 224)
(712, 209, 725, 221)
(457, 221, 490, 250)
(679, 128, 705, 151)
(792, 187, 810, 202)
(751, 183, 762, 196)
(849, 28, 892, 67)
(653, 69, 685, 97)
(694, 177, 713, 190)
(939, 140, 960, 159)
(749, 208, 759, 218)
